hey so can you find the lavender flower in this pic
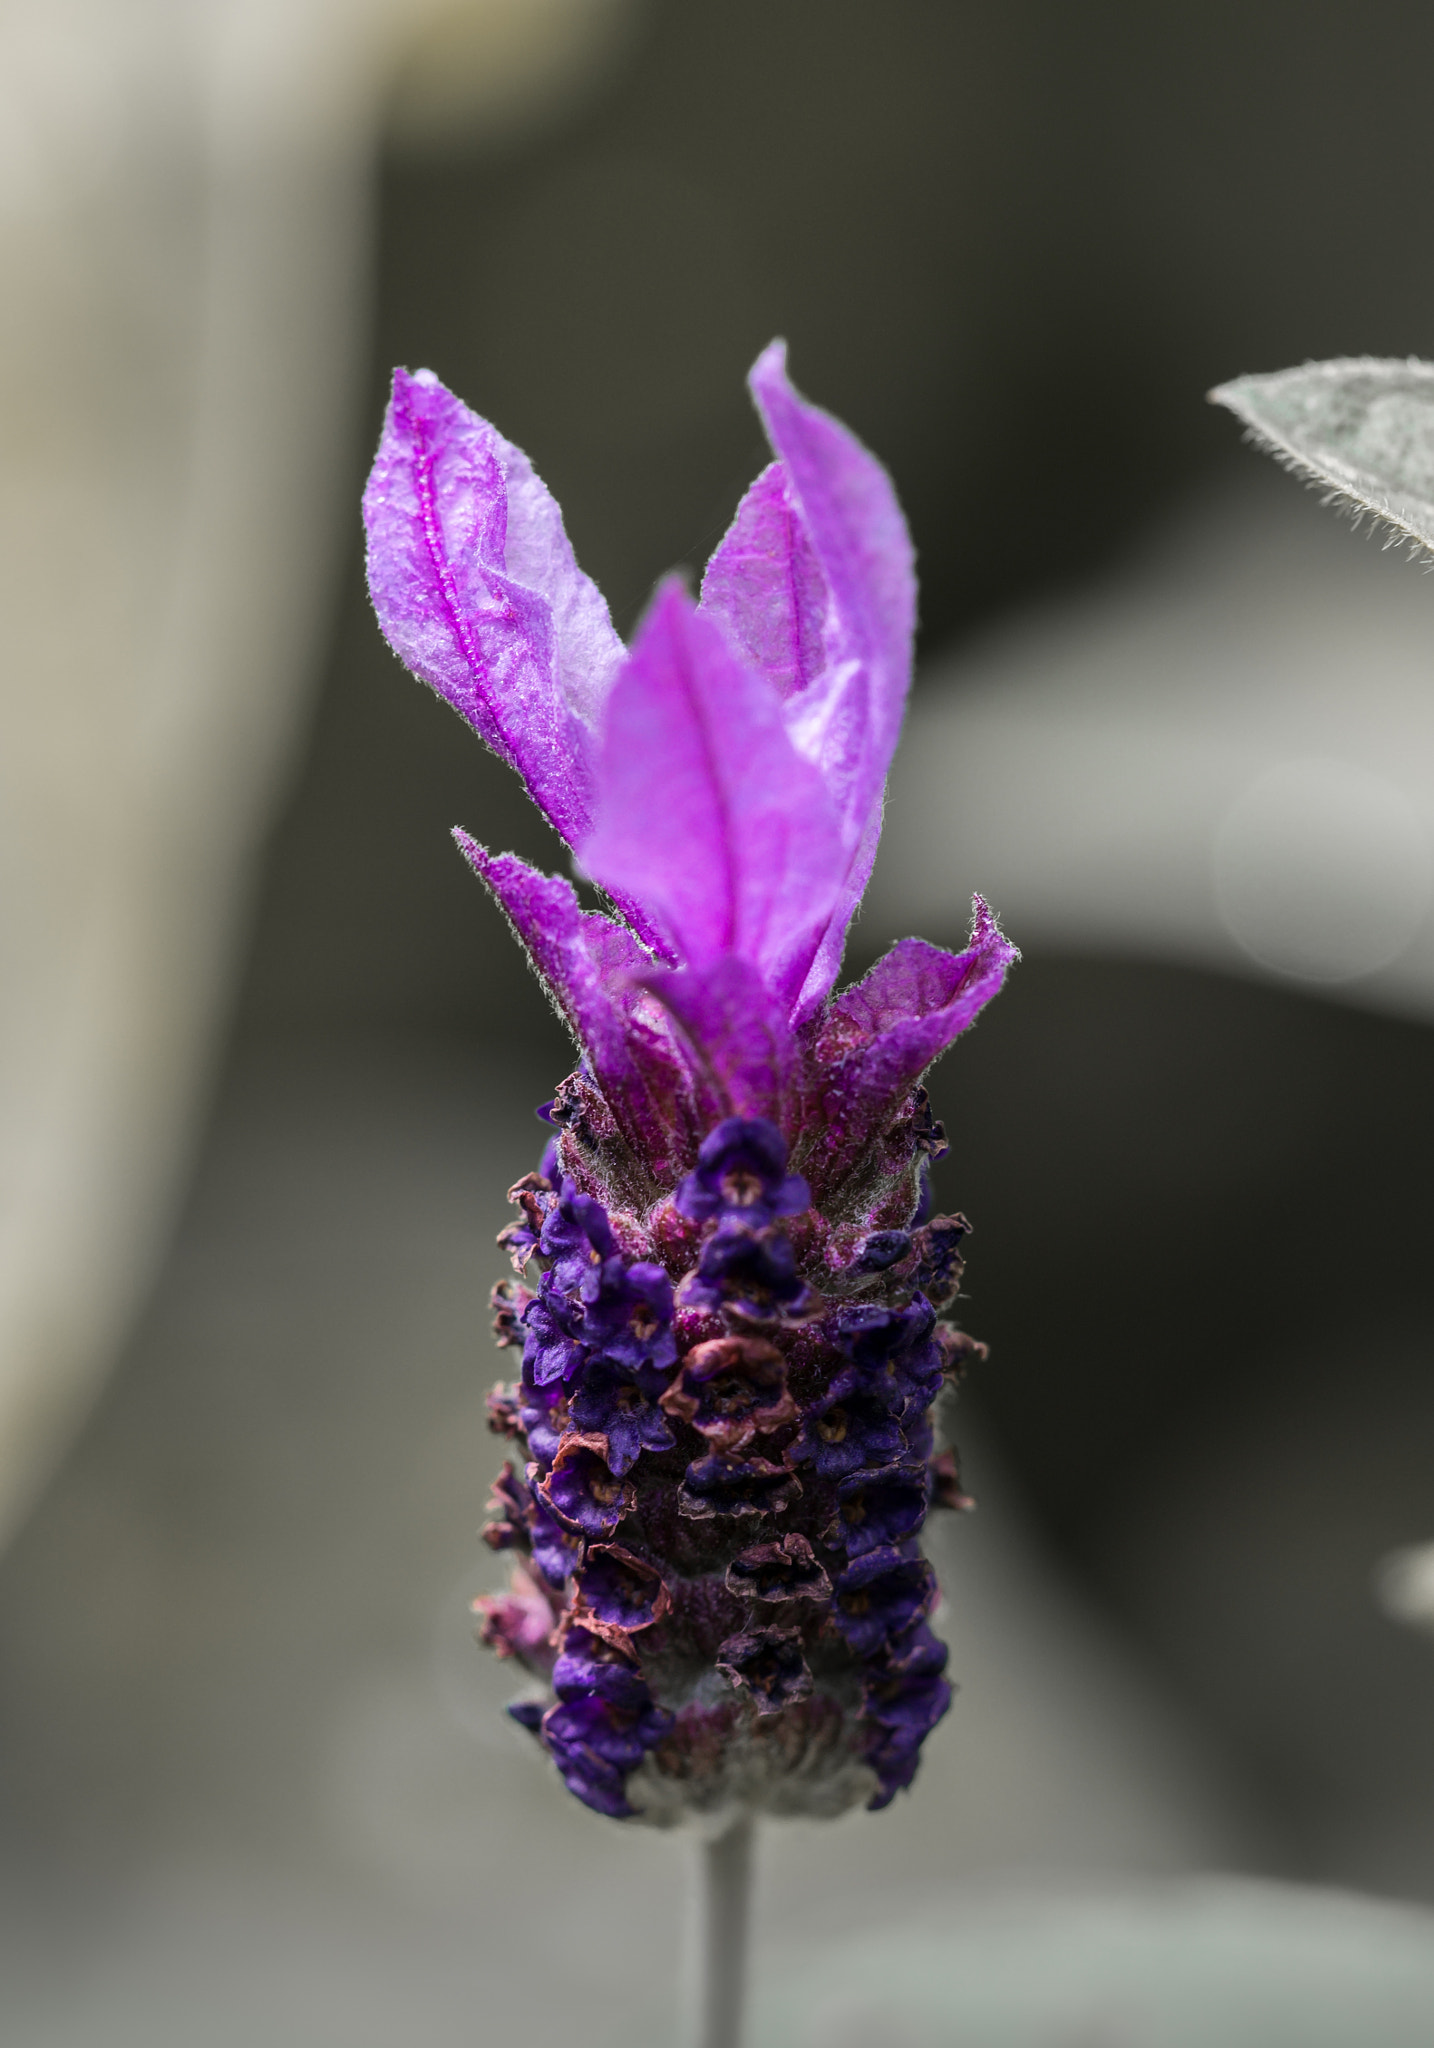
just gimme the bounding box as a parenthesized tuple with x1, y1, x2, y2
(364, 341, 1016, 1822)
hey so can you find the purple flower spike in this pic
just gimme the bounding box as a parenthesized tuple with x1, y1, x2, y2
(675, 1117, 810, 1227)
(367, 345, 1014, 1823)
(716, 1625, 813, 1715)
(537, 1437, 635, 1539)
(660, 1336, 796, 1452)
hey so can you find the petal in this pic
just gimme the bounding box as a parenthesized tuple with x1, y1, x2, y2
(818, 898, 1018, 1150)
(832, 898, 1017, 1070)
(742, 343, 918, 1010)
(581, 580, 845, 1002)
(456, 836, 692, 1171)
(699, 461, 829, 702)
(791, 802, 884, 1018)
(639, 956, 797, 1127)
(747, 343, 914, 766)
(363, 368, 623, 847)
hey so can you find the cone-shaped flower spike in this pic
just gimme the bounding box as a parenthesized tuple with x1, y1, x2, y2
(365, 343, 1016, 1822)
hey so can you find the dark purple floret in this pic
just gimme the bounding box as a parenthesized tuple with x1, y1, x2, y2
(675, 1117, 811, 1228)
(496, 1170, 553, 1270)
(521, 1283, 590, 1388)
(679, 1451, 803, 1520)
(660, 1336, 796, 1452)
(831, 1466, 928, 1557)
(552, 1755, 632, 1818)
(544, 1695, 670, 1774)
(935, 1325, 986, 1387)
(574, 1543, 671, 1637)
(682, 1222, 813, 1322)
(581, 1260, 678, 1373)
(716, 1625, 813, 1714)
(471, 1559, 560, 1670)
(569, 1359, 675, 1475)
(480, 1460, 532, 1553)
(911, 1214, 970, 1308)
(507, 1699, 545, 1734)
(898, 1402, 936, 1471)
(725, 1532, 831, 1604)
(486, 1378, 523, 1436)
(911, 1088, 949, 1168)
(884, 1620, 950, 1679)
(539, 1179, 617, 1291)
(854, 1229, 913, 1273)
(864, 1663, 953, 1738)
(517, 1374, 572, 1469)
(831, 1551, 937, 1657)
(787, 1383, 906, 1479)
(927, 1446, 975, 1511)
(537, 1437, 635, 1539)
(527, 1494, 585, 1587)
(490, 1280, 532, 1350)
(837, 1295, 936, 1376)
(541, 1696, 666, 1818)
(552, 1624, 652, 1706)
(835, 1295, 943, 1410)
(863, 1720, 943, 1809)
(862, 1662, 954, 1809)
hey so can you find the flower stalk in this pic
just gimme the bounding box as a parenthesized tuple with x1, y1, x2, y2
(695, 1814, 754, 2048)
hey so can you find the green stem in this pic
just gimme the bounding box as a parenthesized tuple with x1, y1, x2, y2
(694, 1813, 754, 2048)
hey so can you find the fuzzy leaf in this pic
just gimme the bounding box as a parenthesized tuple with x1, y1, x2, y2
(1211, 357, 1434, 556)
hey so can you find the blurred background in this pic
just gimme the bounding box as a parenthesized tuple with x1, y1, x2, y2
(6, 1, 1434, 2040)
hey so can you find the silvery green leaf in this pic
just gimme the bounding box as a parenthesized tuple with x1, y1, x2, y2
(1210, 357, 1434, 557)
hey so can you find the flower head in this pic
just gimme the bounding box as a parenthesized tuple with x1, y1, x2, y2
(366, 343, 1016, 1824)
